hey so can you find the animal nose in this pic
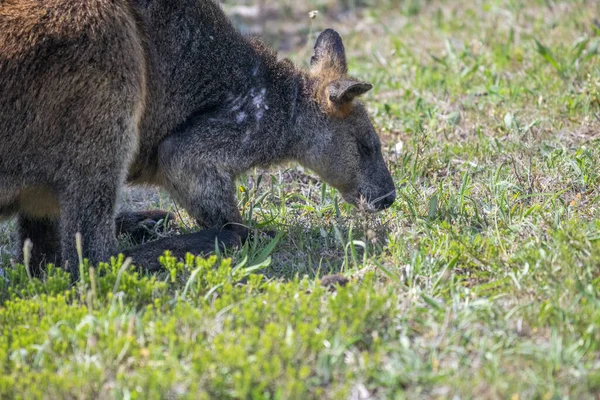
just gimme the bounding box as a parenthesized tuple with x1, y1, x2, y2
(376, 191, 396, 210)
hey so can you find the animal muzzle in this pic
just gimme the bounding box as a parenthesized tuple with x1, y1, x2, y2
(370, 190, 396, 210)
(354, 188, 396, 211)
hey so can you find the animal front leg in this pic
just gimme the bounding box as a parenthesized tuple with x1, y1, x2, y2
(158, 138, 246, 237)
(167, 167, 245, 235)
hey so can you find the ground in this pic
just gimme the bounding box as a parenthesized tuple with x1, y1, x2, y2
(1, 0, 600, 398)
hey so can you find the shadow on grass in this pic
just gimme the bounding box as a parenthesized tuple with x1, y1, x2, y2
(114, 215, 394, 282)
(0, 207, 393, 284)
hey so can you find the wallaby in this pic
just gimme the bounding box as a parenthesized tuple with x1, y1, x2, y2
(0, 0, 396, 278)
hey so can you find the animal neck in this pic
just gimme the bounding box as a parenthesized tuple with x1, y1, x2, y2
(194, 43, 320, 172)
(234, 63, 323, 172)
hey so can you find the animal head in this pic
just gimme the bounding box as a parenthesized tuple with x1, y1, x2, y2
(300, 29, 395, 211)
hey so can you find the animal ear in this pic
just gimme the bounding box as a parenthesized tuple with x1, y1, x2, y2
(310, 29, 347, 75)
(328, 79, 373, 104)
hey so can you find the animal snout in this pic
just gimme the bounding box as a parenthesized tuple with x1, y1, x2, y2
(373, 190, 396, 210)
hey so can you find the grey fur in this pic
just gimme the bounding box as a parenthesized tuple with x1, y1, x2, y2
(0, 0, 395, 278)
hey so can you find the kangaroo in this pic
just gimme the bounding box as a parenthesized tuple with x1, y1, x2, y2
(0, 0, 395, 278)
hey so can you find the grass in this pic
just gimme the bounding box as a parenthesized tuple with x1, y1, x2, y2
(2, 0, 600, 398)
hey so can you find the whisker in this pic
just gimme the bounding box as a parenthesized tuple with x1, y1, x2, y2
(364, 189, 396, 210)
(370, 189, 396, 204)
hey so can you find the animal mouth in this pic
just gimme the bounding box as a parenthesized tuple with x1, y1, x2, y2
(342, 189, 396, 212)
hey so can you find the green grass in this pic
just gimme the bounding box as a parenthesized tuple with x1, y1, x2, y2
(2, 0, 600, 398)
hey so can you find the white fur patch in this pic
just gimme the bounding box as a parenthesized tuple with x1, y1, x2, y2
(227, 87, 268, 123)
(251, 88, 267, 121)
(236, 112, 247, 124)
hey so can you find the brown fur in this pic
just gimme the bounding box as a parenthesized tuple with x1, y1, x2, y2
(0, 1, 395, 277)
